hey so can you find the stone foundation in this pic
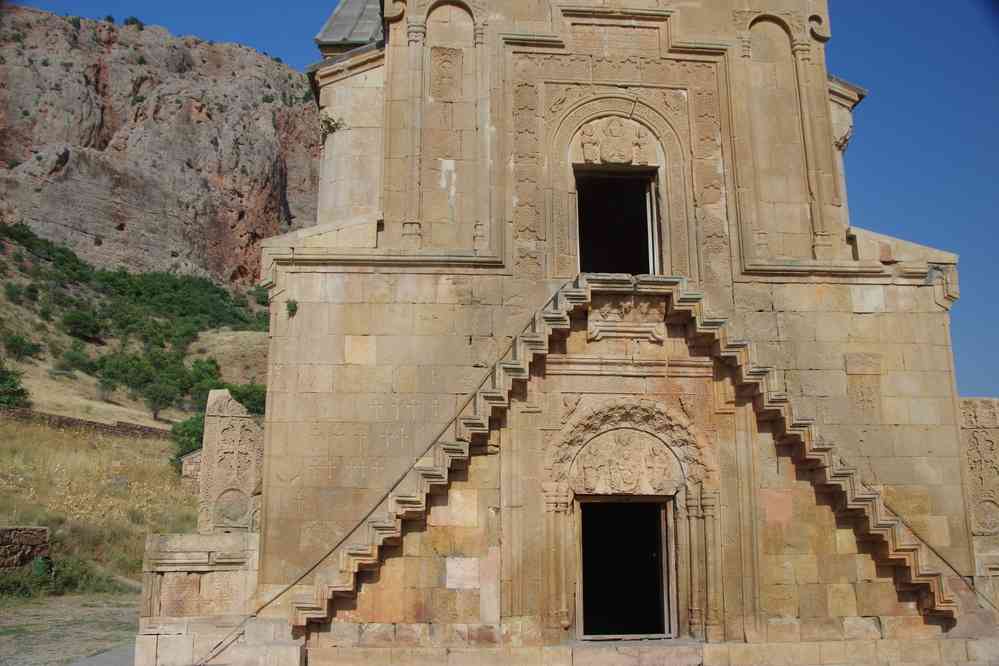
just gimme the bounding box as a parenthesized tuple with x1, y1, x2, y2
(305, 638, 999, 665)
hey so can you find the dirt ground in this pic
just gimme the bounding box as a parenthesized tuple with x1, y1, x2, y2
(0, 594, 138, 665)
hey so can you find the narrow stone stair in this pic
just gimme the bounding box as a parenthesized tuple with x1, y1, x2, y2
(289, 273, 958, 628)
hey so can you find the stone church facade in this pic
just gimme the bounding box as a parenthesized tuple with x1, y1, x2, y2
(136, 1, 999, 664)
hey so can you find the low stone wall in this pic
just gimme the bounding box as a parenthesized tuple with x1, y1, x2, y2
(0, 527, 50, 569)
(0, 408, 171, 440)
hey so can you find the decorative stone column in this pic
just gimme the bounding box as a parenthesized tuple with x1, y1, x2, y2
(542, 482, 573, 630)
(404, 20, 426, 248)
(702, 489, 724, 642)
(686, 486, 704, 639)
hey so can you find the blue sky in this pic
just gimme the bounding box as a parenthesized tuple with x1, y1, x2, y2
(16, 1, 999, 396)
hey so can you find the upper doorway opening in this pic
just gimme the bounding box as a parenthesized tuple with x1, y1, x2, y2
(576, 170, 661, 275)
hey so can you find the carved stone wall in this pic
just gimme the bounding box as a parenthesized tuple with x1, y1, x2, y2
(961, 398, 999, 610)
(198, 389, 264, 534)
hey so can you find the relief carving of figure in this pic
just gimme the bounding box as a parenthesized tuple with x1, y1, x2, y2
(580, 124, 600, 163)
(579, 444, 604, 493)
(609, 431, 640, 492)
(634, 125, 653, 165)
(600, 117, 632, 164)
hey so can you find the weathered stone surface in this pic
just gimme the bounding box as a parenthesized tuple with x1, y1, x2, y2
(0, 6, 319, 284)
(0, 527, 49, 568)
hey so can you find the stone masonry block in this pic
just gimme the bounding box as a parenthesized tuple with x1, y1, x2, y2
(446, 557, 479, 590)
(345, 335, 375, 365)
(851, 286, 885, 313)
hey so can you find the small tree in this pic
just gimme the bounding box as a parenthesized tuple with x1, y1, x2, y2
(3, 333, 42, 361)
(96, 372, 118, 401)
(142, 380, 180, 420)
(61, 307, 103, 341)
(0, 360, 30, 408)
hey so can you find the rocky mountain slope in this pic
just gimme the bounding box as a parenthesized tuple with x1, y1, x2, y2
(0, 5, 320, 284)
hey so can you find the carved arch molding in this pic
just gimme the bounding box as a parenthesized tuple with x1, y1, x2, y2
(541, 398, 723, 640)
(546, 397, 718, 494)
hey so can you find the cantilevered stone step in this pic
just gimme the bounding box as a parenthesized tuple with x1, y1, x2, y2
(289, 274, 958, 627)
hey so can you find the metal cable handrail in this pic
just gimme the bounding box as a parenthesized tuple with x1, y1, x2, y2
(194, 278, 575, 664)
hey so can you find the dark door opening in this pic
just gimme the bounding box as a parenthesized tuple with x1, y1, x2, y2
(581, 501, 666, 637)
(576, 172, 659, 275)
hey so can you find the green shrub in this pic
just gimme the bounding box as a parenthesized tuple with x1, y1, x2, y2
(262, 94, 275, 104)
(123, 16, 144, 30)
(103, 15, 115, 23)
(3, 333, 42, 361)
(0, 360, 30, 408)
(137, 55, 146, 65)
(0, 556, 127, 598)
(250, 285, 269, 306)
(61, 307, 103, 341)
(286, 299, 298, 317)
(188, 357, 222, 407)
(60, 340, 95, 375)
(228, 382, 266, 415)
(170, 413, 205, 470)
(24, 283, 39, 303)
(0, 223, 93, 284)
(4, 282, 24, 304)
(68, 16, 81, 31)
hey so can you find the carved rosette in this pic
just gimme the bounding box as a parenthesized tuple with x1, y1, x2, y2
(548, 398, 717, 494)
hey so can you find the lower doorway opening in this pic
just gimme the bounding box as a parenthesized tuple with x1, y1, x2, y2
(580, 501, 669, 639)
(575, 170, 660, 275)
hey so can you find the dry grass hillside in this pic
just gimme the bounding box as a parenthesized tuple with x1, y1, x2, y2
(0, 222, 269, 427)
(189, 329, 269, 386)
(0, 420, 197, 580)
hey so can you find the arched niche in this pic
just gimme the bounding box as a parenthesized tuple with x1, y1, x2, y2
(746, 17, 812, 260)
(546, 96, 698, 280)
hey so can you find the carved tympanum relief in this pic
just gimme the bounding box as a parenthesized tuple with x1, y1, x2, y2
(961, 399, 999, 536)
(548, 398, 717, 494)
(571, 117, 656, 166)
(198, 390, 264, 534)
(570, 428, 685, 495)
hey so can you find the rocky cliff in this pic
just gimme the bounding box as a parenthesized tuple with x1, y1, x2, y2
(0, 5, 320, 283)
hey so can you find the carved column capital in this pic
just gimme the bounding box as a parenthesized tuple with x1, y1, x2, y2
(700, 490, 719, 517)
(542, 482, 572, 513)
(685, 492, 702, 518)
(407, 22, 426, 45)
(473, 23, 486, 46)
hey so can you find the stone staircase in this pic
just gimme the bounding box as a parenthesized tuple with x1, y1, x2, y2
(289, 273, 958, 628)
